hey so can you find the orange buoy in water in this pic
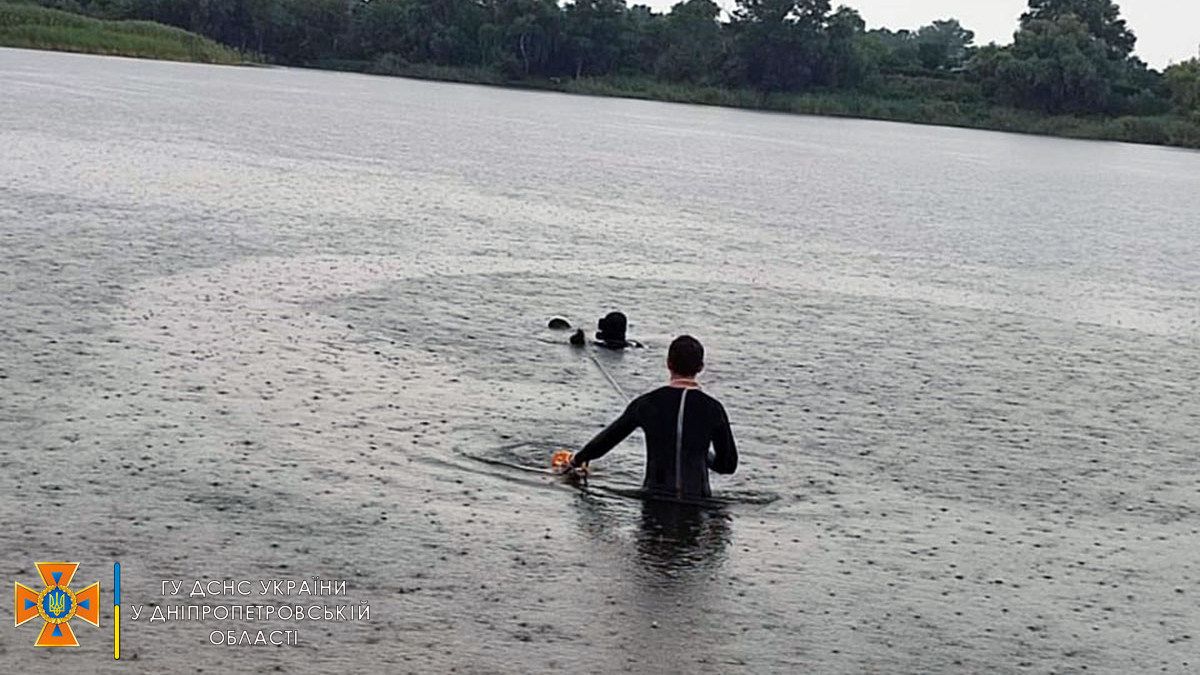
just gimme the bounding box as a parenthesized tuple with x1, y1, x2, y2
(550, 450, 573, 471)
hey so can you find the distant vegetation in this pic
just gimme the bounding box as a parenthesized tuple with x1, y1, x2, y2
(6, 0, 1200, 148)
(0, 2, 245, 63)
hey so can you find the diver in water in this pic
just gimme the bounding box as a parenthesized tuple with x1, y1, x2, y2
(565, 311, 642, 349)
(563, 335, 737, 500)
(595, 311, 632, 349)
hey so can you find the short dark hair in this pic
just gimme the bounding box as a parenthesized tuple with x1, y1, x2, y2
(668, 335, 704, 377)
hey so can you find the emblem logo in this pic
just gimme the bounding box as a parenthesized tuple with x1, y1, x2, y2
(14, 562, 100, 647)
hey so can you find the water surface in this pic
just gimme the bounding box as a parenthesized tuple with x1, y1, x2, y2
(2, 48, 1199, 673)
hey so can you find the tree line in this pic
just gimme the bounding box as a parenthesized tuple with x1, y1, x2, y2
(27, 0, 1200, 119)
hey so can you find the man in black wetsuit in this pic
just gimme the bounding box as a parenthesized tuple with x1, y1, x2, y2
(565, 335, 738, 500)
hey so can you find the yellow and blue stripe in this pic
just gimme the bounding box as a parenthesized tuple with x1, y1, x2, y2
(113, 562, 120, 660)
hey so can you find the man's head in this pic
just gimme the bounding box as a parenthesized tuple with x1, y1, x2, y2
(596, 311, 628, 347)
(667, 335, 704, 378)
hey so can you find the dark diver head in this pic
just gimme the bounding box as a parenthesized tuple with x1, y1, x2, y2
(596, 311, 629, 348)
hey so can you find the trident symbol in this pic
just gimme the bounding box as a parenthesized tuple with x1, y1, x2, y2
(47, 589, 67, 617)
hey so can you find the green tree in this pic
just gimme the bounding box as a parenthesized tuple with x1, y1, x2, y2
(622, 4, 665, 75)
(654, 0, 721, 83)
(265, 0, 350, 64)
(915, 19, 974, 71)
(477, 0, 562, 76)
(863, 27, 918, 73)
(1164, 58, 1200, 116)
(1021, 0, 1135, 59)
(240, 0, 280, 55)
(823, 5, 868, 87)
(562, 0, 628, 77)
(348, 0, 410, 58)
(728, 0, 832, 91)
(969, 0, 1170, 116)
(969, 15, 1116, 114)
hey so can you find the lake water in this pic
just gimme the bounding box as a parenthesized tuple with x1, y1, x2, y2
(2, 47, 1198, 673)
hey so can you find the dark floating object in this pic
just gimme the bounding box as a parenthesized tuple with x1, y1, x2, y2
(548, 316, 572, 330)
(569, 329, 585, 346)
(596, 311, 631, 349)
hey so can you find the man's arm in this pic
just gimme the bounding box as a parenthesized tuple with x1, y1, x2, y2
(708, 403, 738, 475)
(572, 401, 639, 467)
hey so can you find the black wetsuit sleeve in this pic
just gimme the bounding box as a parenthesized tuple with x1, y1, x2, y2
(573, 401, 639, 466)
(709, 403, 738, 475)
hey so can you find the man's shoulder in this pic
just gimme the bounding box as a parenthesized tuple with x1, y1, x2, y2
(632, 387, 669, 405)
(693, 389, 725, 410)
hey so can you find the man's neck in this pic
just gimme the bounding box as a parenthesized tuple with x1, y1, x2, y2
(669, 374, 700, 389)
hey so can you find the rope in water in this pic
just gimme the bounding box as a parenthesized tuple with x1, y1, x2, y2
(587, 352, 631, 403)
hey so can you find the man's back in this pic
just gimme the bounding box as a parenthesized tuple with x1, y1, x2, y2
(573, 385, 738, 499)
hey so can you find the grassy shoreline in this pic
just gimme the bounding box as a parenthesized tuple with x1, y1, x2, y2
(338, 59, 1200, 150)
(3, 2, 1197, 150)
(0, 3, 247, 65)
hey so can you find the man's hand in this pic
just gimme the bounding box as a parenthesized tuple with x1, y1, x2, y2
(560, 464, 588, 484)
(550, 450, 588, 483)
